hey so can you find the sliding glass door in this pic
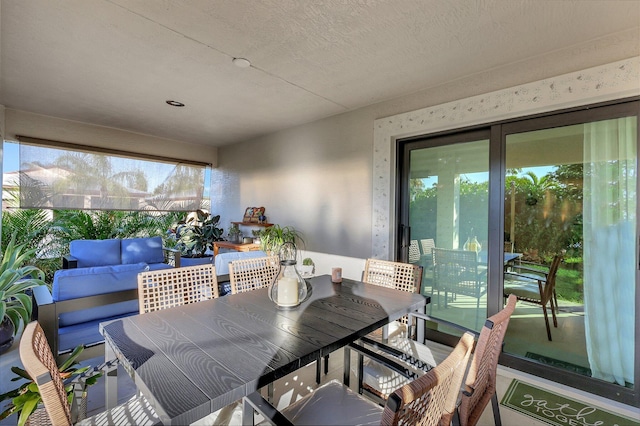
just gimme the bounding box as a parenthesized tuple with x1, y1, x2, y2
(502, 103, 637, 402)
(398, 129, 490, 332)
(397, 100, 639, 405)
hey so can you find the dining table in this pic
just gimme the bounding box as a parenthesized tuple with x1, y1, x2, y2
(99, 273, 428, 425)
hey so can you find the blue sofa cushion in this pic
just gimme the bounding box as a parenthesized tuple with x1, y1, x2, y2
(53, 263, 149, 302)
(58, 305, 139, 353)
(70, 239, 121, 268)
(121, 236, 165, 265)
(59, 299, 139, 329)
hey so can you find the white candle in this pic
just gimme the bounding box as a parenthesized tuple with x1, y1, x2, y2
(277, 277, 299, 306)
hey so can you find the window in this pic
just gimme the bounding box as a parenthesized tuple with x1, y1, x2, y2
(8, 137, 210, 211)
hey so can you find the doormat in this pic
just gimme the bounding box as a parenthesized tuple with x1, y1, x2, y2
(525, 352, 592, 376)
(501, 380, 640, 426)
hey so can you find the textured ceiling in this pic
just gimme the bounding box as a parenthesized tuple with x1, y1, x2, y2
(1, 0, 639, 147)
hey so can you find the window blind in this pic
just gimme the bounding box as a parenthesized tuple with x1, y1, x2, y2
(14, 136, 210, 211)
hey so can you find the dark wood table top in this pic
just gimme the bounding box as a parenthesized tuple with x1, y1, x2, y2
(100, 274, 428, 425)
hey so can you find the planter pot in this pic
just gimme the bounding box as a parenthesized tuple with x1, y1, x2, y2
(299, 265, 314, 277)
(181, 256, 213, 267)
(0, 316, 14, 355)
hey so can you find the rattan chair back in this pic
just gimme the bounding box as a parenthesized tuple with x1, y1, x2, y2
(363, 259, 422, 293)
(380, 332, 474, 426)
(457, 294, 517, 426)
(363, 259, 423, 327)
(229, 255, 279, 294)
(138, 264, 219, 314)
(20, 321, 72, 426)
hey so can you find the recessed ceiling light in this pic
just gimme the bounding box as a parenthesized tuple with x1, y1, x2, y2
(166, 100, 185, 107)
(232, 57, 251, 68)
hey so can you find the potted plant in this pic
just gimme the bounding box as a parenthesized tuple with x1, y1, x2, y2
(252, 229, 263, 244)
(0, 345, 102, 426)
(0, 235, 46, 354)
(259, 225, 304, 256)
(227, 223, 242, 243)
(299, 257, 315, 277)
(171, 210, 224, 266)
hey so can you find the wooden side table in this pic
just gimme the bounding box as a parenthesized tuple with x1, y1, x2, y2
(213, 241, 261, 256)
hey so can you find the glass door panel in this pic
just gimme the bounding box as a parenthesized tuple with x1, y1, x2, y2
(504, 116, 637, 389)
(404, 135, 490, 333)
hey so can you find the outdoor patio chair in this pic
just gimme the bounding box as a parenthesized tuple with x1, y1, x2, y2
(409, 239, 421, 263)
(245, 332, 474, 426)
(504, 253, 563, 341)
(229, 255, 279, 294)
(431, 248, 487, 321)
(420, 238, 435, 257)
(420, 238, 435, 268)
(357, 294, 518, 426)
(138, 264, 219, 314)
(20, 321, 161, 425)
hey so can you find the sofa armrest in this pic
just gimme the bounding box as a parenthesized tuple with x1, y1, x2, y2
(63, 255, 78, 269)
(163, 247, 181, 267)
(32, 285, 58, 356)
(33, 285, 139, 361)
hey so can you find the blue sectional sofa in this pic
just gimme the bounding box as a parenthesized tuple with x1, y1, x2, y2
(33, 237, 178, 360)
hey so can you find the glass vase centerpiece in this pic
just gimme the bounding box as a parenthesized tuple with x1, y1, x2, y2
(268, 242, 308, 309)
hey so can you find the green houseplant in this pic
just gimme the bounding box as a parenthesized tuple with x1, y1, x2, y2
(0, 234, 46, 354)
(227, 223, 242, 243)
(0, 345, 102, 426)
(171, 210, 224, 259)
(259, 225, 304, 256)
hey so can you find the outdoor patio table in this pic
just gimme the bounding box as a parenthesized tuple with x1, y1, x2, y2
(99, 274, 428, 425)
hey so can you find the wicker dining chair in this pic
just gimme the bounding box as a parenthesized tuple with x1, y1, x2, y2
(138, 264, 219, 314)
(409, 240, 421, 263)
(20, 321, 160, 426)
(457, 293, 517, 426)
(253, 332, 474, 426)
(229, 255, 279, 294)
(363, 258, 423, 339)
(358, 294, 518, 426)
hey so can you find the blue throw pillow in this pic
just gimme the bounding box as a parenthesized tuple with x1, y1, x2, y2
(70, 239, 121, 268)
(121, 236, 165, 265)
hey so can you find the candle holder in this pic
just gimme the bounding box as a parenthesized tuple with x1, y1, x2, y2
(268, 242, 308, 309)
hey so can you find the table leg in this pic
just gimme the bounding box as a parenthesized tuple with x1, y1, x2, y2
(242, 397, 255, 426)
(104, 342, 118, 409)
(381, 323, 389, 343)
(343, 346, 351, 387)
(214, 243, 220, 257)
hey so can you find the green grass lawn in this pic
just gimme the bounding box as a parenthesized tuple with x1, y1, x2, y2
(556, 267, 584, 304)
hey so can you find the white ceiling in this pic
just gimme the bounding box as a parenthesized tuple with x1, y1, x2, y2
(1, 0, 639, 147)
